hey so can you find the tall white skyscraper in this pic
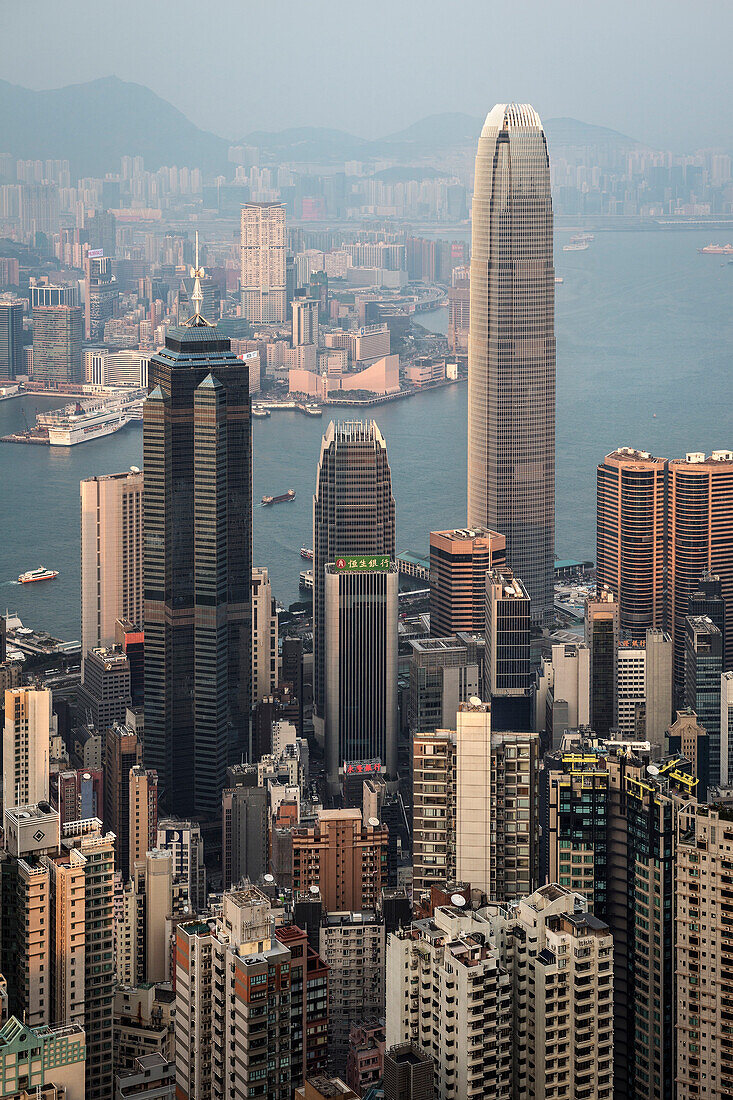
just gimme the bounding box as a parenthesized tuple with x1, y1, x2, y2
(240, 202, 287, 323)
(3, 687, 50, 808)
(80, 469, 143, 658)
(467, 104, 555, 625)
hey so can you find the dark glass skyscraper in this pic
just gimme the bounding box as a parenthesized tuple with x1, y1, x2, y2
(467, 103, 555, 625)
(313, 420, 395, 720)
(143, 285, 251, 818)
(0, 301, 23, 379)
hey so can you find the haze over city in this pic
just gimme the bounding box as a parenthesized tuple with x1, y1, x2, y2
(1, 0, 732, 149)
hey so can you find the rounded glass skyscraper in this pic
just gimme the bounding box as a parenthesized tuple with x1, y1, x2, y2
(467, 103, 555, 625)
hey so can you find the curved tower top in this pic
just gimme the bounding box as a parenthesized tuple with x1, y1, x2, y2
(467, 101, 555, 626)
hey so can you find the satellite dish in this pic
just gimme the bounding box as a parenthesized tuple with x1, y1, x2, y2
(368, 817, 380, 828)
(451, 894, 466, 908)
(263, 873, 275, 884)
(309, 885, 320, 896)
(647, 764, 660, 777)
(468, 696, 482, 707)
(130, 466, 140, 474)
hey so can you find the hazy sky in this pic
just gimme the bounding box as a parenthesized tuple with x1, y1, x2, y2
(2, 0, 731, 150)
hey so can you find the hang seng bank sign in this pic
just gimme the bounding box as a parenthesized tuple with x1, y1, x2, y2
(335, 556, 391, 572)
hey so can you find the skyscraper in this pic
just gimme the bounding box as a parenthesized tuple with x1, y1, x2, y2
(0, 300, 23, 379)
(313, 421, 395, 723)
(324, 560, 399, 787)
(467, 103, 555, 625)
(596, 448, 667, 641)
(32, 304, 83, 385)
(143, 249, 251, 818)
(668, 450, 733, 681)
(84, 252, 118, 340)
(80, 470, 143, 658)
(3, 686, 50, 808)
(585, 588, 620, 736)
(684, 615, 723, 783)
(240, 202, 287, 323)
(428, 527, 506, 636)
(292, 297, 319, 346)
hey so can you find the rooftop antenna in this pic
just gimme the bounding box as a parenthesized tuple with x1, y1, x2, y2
(184, 231, 213, 327)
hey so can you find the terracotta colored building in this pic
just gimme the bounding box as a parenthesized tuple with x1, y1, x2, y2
(292, 809, 387, 912)
(429, 527, 506, 636)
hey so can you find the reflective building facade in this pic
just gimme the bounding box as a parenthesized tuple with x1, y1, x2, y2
(313, 420, 395, 719)
(467, 103, 555, 625)
(143, 321, 251, 818)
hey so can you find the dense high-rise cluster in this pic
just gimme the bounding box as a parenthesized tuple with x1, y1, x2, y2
(0, 92, 730, 1100)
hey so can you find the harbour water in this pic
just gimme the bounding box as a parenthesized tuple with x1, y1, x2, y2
(1, 229, 731, 639)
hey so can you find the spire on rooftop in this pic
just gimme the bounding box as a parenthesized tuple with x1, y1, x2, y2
(184, 230, 214, 327)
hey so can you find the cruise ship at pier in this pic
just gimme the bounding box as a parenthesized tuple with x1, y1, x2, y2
(36, 388, 145, 446)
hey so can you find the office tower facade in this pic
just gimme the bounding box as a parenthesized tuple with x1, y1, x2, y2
(585, 588, 620, 736)
(293, 297, 319, 346)
(240, 201, 287, 322)
(412, 702, 539, 901)
(175, 887, 292, 1099)
(144, 316, 251, 818)
(30, 282, 79, 308)
(383, 1044, 435, 1100)
(320, 910, 385, 1076)
(79, 646, 131, 730)
(387, 904, 512, 1099)
(32, 304, 83, 385)
(3, 686, 50, 808)
(616, 629, 674, 749)
(221, 780, 268, 888)
(541, 748, 696, 1100)
(467, 103, 555, 626)
(644, 628, 674, 755)
(684, 615, 723, 783)
(252, 566, 278, 704)
(596, 449, 667, 640)
(485, 569, 532, 729)
(0, 300, 23, 378)
(104, 723, 140, 877)
(407, 634, 483, 733)
(292, 808, 388, 912)
(668, 450, 733, 679)
(536, 641, 591, 748)
(84, 253, 117, 340)
(156, 819, 206, 912)
(722, 671, 733, 784)
(485, 886, 614, 1100)
(281, 637, 304, 736)
(666, 708, 709, 797)
(81, 470, 144, 658)
(313, 419, 395, 718)
(312, 421, 396, 711)
(128, 765, 158, 878)
(428, 527, 506, 636)
(676, 805, 733, 1099)
(323, 561, 398, 788)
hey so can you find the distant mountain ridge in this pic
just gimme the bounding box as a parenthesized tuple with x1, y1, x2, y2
(0, 77, 638, 178)
(0, 77, 229, 177)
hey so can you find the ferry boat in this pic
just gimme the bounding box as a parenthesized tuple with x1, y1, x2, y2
(261, 489, 296, 506)
(554, 276, 564, 284)
(698, 243, 733, 255)
(18, 567, 58, 584)
(300, 547, 314, 560)
(562, 240, 589, 252)
(252, 407, 271, 418)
